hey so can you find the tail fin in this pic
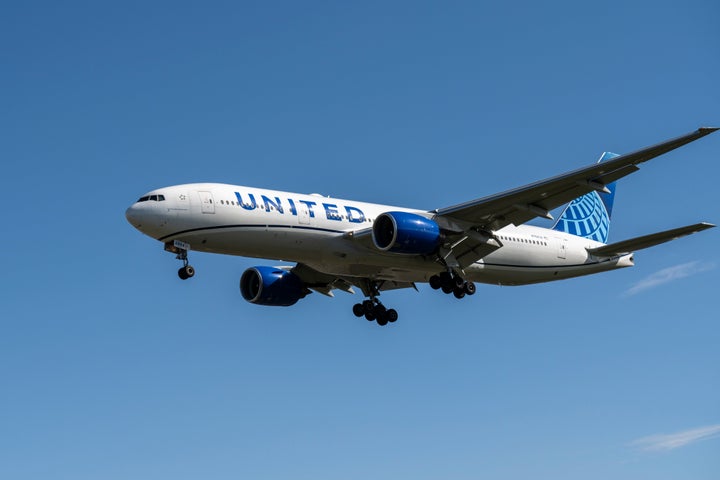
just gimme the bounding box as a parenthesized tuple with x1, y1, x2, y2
(552, 152, 619, 244)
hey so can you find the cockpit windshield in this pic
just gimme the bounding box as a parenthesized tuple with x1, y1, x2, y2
(137, 194, 166, 202)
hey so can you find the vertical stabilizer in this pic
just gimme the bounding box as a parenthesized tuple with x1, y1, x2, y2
(552, 152, 619, 244)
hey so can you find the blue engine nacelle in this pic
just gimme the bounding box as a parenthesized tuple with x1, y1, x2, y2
(240, 266, 307, 307)
(372, 211, 441, 254)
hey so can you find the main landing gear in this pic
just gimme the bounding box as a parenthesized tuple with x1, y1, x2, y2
(429, 271, 476, 299)
(352, 281, 398, 326)
(352, 299, 398, 326)
(165, 240, 195, 280)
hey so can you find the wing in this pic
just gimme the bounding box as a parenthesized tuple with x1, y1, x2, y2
(431, 127, 718, 268)
(435, 128, 717, 228)
(586, 222, 715, 257)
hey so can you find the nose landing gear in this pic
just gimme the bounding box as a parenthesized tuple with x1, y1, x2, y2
(165, 240, 195, 280)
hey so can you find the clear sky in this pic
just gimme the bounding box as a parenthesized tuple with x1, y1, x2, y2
(2, 1, 719, 479)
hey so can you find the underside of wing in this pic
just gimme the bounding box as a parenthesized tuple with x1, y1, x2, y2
(586, 222, 715, 257)
(288, 263, 415, 297)
(286, 263, 355, 297)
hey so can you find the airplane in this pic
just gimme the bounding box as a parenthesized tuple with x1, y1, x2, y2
(126, 127, 717, 326)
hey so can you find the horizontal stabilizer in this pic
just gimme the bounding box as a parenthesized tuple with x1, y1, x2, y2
(587, 222, 715, 257)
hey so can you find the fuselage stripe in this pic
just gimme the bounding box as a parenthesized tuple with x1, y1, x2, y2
(158, 224, 347, 242)
(481, 259, 617, 270)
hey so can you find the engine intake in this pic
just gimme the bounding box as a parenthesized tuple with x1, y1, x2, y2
(372, 212, 441, 254)
(240, 266, 307, 306)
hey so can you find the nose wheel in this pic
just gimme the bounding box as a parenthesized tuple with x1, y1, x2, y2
(178, 264, 195, 280)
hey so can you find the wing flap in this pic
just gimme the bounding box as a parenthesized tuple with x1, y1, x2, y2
(455, 242, 502, 269)
(287, 263, 355, 296)
(587, 222, 715, 257)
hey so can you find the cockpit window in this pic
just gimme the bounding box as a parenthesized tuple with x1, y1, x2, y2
(137, 194, 165, 202)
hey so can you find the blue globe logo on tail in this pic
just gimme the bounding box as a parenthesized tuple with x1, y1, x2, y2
(552, 152, 619, 244)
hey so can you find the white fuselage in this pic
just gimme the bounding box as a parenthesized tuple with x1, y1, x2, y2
(125, 183, 634, 285)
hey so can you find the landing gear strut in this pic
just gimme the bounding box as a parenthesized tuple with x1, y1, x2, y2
(165, 240, 195, 280)
(429, 271, 475, 299)
(352, 282, 398, 326)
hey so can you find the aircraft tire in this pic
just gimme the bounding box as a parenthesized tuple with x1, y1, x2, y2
(178, 266, 195, 280)
(352, 303, 365, 317)
(376, 315, 388, 326)
(464, 282, 476, 295)
(386, 309, 398, 323)
(362, 300, 374, 314)
(429, 275, 442, 290)
(453, 287, 465, 299)
(441, 284, 453, 294)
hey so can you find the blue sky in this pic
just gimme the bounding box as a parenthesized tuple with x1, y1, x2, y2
(2, 1, 719, 478)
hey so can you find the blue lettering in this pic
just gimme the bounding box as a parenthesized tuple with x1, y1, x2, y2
(345, 206, 366, 223)
(298, 200, 317, 218)
(235, 192, 257, 210)
(287, 198, 297, 216)
(262, 195, 284, 214)
(323, 203, 342, 221)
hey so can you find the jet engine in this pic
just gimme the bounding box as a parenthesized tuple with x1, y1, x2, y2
(372, 211, 441, 254)
(240, 266, 307, 306)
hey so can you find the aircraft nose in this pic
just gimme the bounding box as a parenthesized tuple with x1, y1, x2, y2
(125, 197, 171, 239)
(125, 203, 143, 228)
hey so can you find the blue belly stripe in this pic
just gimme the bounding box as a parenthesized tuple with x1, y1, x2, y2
(158, 224, 346, 242)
